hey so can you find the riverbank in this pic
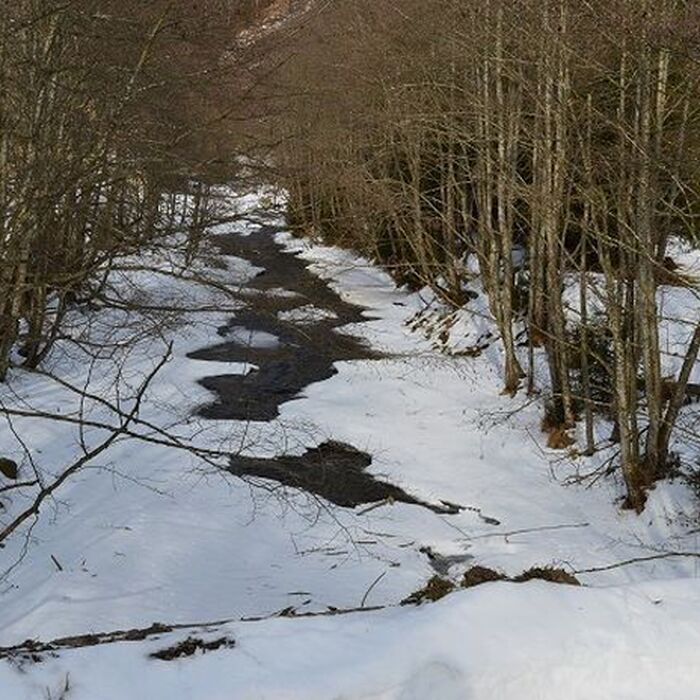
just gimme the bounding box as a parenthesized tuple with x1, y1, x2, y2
(0, 187, 698, 698)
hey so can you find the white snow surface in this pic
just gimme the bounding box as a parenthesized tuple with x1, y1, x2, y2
(0, 188, 699, 698)
(278, 304, 339, 324)
(4, 579, 700, 700)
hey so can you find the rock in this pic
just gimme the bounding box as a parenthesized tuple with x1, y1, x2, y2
(0, 458, 18, 480)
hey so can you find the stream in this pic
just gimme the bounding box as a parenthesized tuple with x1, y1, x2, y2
(190, 223, 462, 515)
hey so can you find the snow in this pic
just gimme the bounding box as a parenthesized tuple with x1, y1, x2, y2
(221, 327, 280, 348)
(278, 304, 339, 324)
(3, 580, 700, 699)
(266, 232, 699, 583)
(0, 187, 698, 697)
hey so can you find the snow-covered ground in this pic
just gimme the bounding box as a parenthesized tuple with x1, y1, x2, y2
(5, 579, 700, 700)
(0, 188, 698, 698)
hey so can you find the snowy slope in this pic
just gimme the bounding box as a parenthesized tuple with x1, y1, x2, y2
(3, 580, 700, 700)
(0, 188, 698, 698)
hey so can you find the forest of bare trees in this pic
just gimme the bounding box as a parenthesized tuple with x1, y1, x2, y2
(265, 0, 700, 511)
(1, 0, 699, 516)
(0, 0, 272, 381)
(2, 3, 700, 695)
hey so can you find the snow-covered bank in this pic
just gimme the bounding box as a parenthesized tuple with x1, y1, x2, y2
(0, 188, 698, 698)
(271, 230, 700, 584)
(3, 579, 700, 700)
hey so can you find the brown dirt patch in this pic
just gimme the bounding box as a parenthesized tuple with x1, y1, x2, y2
(401, 576, 455, 605)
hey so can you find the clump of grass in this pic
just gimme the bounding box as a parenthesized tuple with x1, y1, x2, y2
(461, 565, 507, 589)
(401, 576, 455, 605)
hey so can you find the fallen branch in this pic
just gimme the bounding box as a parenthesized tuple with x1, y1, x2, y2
(574, 551, 700, 574)
(466, 522, 590, 542)
(0, 604, 387, 660)
(360, 571, 387, 608)
(0, 347, 172, 546)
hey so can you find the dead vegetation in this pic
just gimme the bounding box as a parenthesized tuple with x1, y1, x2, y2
(405, 564, 580, 605)
(150, 637, 235, 661)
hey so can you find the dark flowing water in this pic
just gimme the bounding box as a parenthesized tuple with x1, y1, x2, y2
(190, 224, 461, 514)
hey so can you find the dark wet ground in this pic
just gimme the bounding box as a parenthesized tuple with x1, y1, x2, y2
(190, 222, 462, 514)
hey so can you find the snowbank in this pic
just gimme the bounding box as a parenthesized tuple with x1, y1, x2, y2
(3, 580, 700, 699)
